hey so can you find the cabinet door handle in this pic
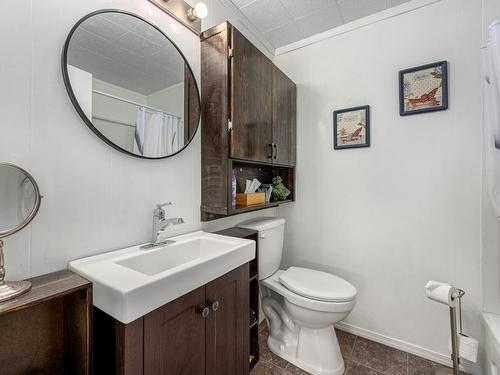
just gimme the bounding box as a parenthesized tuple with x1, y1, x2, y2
(201, 307, 210, 318)
(275, 143, 279, 160)
(269, 143, 275, 159)
(211, 300, 220, 312)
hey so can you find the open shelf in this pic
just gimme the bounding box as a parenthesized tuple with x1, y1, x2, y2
(232, 199, 293, 215)
(0, 270, 92, 374)
(249, 323, 260, 371)
(214, 227, 261, 370)
(201, 156, 295, 221)
(250, 319, 259, 330)
(249, 353, 259, 371)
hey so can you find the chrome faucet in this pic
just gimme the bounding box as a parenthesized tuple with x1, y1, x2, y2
(141, 202, 185, 250)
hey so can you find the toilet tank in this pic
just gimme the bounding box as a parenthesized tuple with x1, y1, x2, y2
(237, 217, 285, 280)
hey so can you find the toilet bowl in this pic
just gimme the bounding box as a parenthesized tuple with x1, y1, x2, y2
(237, 218, 357, 375)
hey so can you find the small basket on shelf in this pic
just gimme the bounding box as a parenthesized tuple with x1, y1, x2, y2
(236, 192, 265, 207)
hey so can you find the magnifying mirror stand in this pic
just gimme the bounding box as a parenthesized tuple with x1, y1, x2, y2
(0, 240, 31, 302)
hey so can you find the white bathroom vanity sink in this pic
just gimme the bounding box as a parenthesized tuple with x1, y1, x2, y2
(69, 231, 255, 323)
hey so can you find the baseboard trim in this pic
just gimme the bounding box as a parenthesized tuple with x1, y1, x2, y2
(335, 321, 482, 375)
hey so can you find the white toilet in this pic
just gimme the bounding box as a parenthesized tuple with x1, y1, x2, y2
(238, 217, 356, 375)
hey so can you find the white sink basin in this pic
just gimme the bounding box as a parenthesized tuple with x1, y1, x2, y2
(69, 231, 255, 323)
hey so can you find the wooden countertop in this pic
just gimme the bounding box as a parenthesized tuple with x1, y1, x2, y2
(0, 269, 91, 315)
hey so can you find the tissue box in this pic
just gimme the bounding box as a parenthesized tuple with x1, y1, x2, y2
(236, 193, 265, 207)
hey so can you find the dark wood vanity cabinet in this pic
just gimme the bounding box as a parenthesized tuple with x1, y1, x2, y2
(144, 286, 206, 375)
(94, 264, 250, 375)
(205, 265, 249, 375)
(201, 22, 297, 220)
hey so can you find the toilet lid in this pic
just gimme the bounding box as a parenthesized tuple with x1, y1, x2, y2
(279, 267, 357, 302)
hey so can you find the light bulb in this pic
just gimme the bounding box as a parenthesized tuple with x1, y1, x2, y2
(194, 3, 208, 19)
(187, 2, 208, 21)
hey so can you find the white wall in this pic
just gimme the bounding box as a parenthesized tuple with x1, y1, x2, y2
(0, 0, 276, 281)
(147, 83, 184, 119)
(275, 0, 483, 369)
(92, 78, 147, 152)
(67, 65, 93, 119)
(0, 0, 488, 371)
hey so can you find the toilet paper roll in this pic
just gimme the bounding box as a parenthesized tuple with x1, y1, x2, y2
(425, 281, 458, 307)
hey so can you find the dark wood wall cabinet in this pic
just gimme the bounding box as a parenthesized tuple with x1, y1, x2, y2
(0, 270, 92, 375)
(201, 22, 297, 221)
(94, 263, 250, 375)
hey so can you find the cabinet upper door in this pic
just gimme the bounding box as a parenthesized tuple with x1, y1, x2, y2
(144, 286, 206, 375)
(230, 27, 273, 163)
(272, 66, 297, 166)
(205, 264, 250, 375)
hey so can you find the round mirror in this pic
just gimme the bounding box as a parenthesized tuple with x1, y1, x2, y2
(62, 10, 201, 159)
(0, 163, 41, 302)
(0, 163, 41, 238)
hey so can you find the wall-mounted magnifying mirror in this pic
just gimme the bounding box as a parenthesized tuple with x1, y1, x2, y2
(62, 10, 201, 159)
(0, 163, 42, 302)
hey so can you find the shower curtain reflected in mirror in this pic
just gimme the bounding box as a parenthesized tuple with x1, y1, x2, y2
(134, 107, 183, 158)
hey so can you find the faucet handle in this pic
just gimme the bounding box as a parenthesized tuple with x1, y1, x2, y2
(156, 202, 172, 210)
(154, 202, 172, 220)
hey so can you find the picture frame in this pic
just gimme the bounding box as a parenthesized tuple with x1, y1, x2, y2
(399, 61, 448, 116)
(333, 105, 370, 150)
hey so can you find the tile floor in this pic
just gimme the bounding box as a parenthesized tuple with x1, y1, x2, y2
(252, 323, 465, 375)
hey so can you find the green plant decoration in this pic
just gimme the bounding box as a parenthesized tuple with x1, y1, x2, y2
(272, 176, 290, 201)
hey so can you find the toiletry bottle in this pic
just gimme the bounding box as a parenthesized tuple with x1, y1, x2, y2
(231, 169, 237, 209)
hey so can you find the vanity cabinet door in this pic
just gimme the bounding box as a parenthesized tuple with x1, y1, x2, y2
(205, 264, 250, 375)
(272, 65, 297, 166)
(144, 286, 206, 375)
(230, 27, 273, 163)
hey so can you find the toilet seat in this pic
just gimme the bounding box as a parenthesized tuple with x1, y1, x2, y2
(279, 267, 357, 303)
(262, 269, 356, 313)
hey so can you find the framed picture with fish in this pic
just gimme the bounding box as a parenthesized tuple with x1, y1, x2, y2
(333, 105, 370, 150)
(399, 61, 448, 116)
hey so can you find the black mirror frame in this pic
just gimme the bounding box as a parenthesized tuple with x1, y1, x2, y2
(61, 9, 201, 160)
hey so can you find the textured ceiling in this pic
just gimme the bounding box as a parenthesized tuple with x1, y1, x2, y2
(230, 0, 411, 49)
(67, 13, 185, 95)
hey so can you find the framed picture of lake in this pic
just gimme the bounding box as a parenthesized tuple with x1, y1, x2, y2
(399, 61, 448, 116)
(333, 105, 370, 150)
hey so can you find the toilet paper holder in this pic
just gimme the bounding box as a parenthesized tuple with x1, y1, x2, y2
(426, 282, 479, 373)
(456, 289, 465, 333)
(453, 289, 479, 365)
(436, 288, 464, 375)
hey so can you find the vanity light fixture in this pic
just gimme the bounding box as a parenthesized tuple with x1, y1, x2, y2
(187, 2, 208, 21)
(149, 0, 207, 35)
